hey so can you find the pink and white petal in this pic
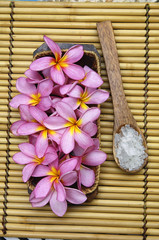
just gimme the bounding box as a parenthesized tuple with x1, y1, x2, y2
(83, 65, 91, 74)
(80, 165, 95, 187)
(50, 65, 65, 86)
(42, 68, 51, 79)
(18, 122, 42, 135)
(30, 106, 48, 124)
(44, 35, 62, 61)
(63, 64, 85, 80)
(65, 187, 87, 204)
(30, 57, 53, 71)
(54, 180, 66, 202)
(18, 142, 36, 158)
(60, 82, 77, 95)
(35, 130, 48, 158)
(55, 101, 76, 121)
(25, 69, 43, 82)
(61, 171, 77, 186)
(43, 152, 58, 165)
(86, 89, 109, 104)
(10, 120, 26, 136)
(82, 122, 97, 137)
(51, 97, 61, 108)
(37, 96, 52, 111)
(67, 85, 83, 98)
(37, 79, 53, 97)
(60, 128, 75, 154)
(74, 130, 94, 150)
(31, 191, 52, 208)
(63, 45, 84, 64)
(22, 162, 37, 182)
(82, 67, 103, 88)
(80, 107, 100, 127)
(44, 116, 67, 130)
(13, 152, 33, 165)
(62, 97, 79, 110)
(32, 165, 50, 177)
(83, 150, 107, 166)
(19, 104, 33, 121)
(34, 176, 52, 198)
(16, 77, 37, 96)
(59, 157, 78, 176)
(46, 146, 58, 154)
(48, 130, 61, 145)
(73, 143, 85, 156)
(10, 94, 31, 109)
(50, 191, 67, 217)
(29, 134, 38, 145)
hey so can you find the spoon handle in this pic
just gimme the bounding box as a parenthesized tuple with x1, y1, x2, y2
(97, 21, 135, 131)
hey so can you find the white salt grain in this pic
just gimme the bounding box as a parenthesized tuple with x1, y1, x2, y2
(115, 125, 148, 171)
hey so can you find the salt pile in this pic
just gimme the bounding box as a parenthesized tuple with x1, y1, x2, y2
(115, 124, 148, 171)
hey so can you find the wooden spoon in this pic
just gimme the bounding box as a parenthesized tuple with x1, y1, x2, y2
(97, 21, 148, 173)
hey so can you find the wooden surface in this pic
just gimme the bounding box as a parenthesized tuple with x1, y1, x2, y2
(0, 1, 159, 239)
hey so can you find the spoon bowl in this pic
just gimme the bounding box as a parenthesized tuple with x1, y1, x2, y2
(97, 21, 148, 173)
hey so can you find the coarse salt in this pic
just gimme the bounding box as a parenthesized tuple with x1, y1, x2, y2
(114, 124, 148, 171)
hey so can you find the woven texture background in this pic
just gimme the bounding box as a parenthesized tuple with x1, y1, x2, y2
(0, 1, 159, 239)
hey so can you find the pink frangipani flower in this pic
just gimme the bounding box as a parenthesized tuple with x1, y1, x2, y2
(25, 69, 51, 84)
(13, 143, 57, 182)
(44, 102, 100, 154)
(63, 85, 109, 111)
(30, 157, 87, 216)
(10, 77, 53, 111)
(17, 106, 61, 158)
(60, 65, 103, 95)
(30, 36, 85, 85)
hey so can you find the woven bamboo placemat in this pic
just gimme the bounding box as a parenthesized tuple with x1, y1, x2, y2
(0, 1, 159, 239)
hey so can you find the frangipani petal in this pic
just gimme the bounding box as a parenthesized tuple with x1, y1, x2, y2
(80, 165, 95, 187)
(22, 163, 37, 182)
(63, 45, 84, 64)
(43, 152, 58, 165)
(74, 130, 93, 150)
(55, 101, 76, 122)
(60, 82, 77, 95)
(62, 97, 79, 110)
(30, 57, 53, 71)
(19, 104, 33, 122)
(34, 176, 52, 198)
(10, 94, 31, 109)
(59, 157, 78, 176)
(50, 65, 65, 86)
(37, 79, 53, 97)
(63, 64, 85, 80)
(44, 35, 62, 61)
(35, 130, 48, 158)
(80, 107, 100, 127)
(44, 116, 67, 130)
(18, 122, 42, 135)
(61, 171, 77, 186)
(16, 77, 37, 96)
(18, 143, 36, 158)
(65, 187, 87, 204)
(30, 106, 48, 124)
(32, 165, 50, 177)
(54, 181, 66, 202)
(50, 191, 67, 217)
(37, 97, 52, 111)
(86, 89, 109, 104)
(25, 69, 43, 83)
(67, 85, 83, 98)
(83, 150, 107, 166)
(82, 66, 103, 88)
(48, 130, 61, 145)
(60, 127, 75, 154)
(13, 152, 33, 165)
(10, 120, 26, 136)
(82, 122, 97, 137)
(31, 191, 52, 208)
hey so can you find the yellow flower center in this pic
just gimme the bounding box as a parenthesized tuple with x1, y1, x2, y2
(64, 117, 82, 135)
(34, 156, 45, 165)
(48, 167, 61, 183)
(29, 93, 41, 106)
(77, 90, 90, 110)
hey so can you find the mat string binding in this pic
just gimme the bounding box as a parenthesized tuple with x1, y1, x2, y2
(143, 3, 150, 240)
(2, 1, 15, 235)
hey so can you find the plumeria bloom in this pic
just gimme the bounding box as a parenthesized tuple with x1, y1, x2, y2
(44, 102, 100, 154)
(25, 68, 51, 84)
(10, 77, 53, 111)
(13, 143, 57, 182)
(30, 157, 87, 216)
(74, 141, 107, 190)
(17, 106, 61, 158)
(60, 65, 103, 95)
(10, 104, 34, 136)
(63, 85, 109, 111)
(30, 36, 85, 85)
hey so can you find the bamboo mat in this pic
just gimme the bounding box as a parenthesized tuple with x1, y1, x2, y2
(0, 1, 159, 239)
